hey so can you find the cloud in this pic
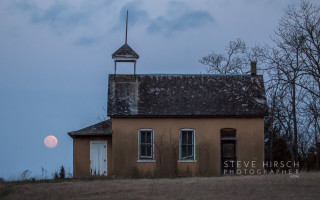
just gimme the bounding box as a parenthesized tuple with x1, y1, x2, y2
(166, 1, 189, 16)
(12, 0, 116, 45)
(34, 4, 87, 29)
(13, 0, 214, 39)
(13, 0, 115, 31)
(114, 1, 214, 37)
(13, 0, 37, 11)
(73, 36, 98, 46)
(117, 1, 150, 28)
(148, 10, 214, 36)
(14, 1, 89, 30)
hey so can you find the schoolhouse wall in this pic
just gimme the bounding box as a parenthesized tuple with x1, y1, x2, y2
(73, 136, 112, 178)
(111, 117, 264, 177)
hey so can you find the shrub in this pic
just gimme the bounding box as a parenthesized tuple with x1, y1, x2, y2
(41, 167, 48, 179)
(66, 168, 73, 178)
(0, 177, 5, 183)
(59, 165, 65, 179)
(53, 171, 59, 179)
(20, 170, 31, 180)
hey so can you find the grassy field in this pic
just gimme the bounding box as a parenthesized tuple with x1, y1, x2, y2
(1, 172, 319, 200)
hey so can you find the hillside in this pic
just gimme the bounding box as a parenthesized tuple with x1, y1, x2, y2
(1, 172, 319, 200)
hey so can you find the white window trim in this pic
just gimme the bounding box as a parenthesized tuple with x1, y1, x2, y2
(178, 160, 197, 163)
(179, 128, 196, 162)
(137, 159, 156, 163)
(137, 129, 155, 162)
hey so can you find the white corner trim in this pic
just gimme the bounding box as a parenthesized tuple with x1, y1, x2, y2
(137, 160, 156, 163)
(178, 160, 197, 163)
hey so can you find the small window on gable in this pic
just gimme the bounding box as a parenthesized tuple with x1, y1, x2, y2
(179, 129, 195, 160)
(138, 129, 153, 160)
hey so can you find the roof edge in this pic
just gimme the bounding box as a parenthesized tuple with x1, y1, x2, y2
(107, 115, 268, 118)
(108, 74, 264, 77)
(68, 119, 112, 138)
(68, 133, 112, 138)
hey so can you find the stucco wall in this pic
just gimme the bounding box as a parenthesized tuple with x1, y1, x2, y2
(73, 136, 112, 178)
(112, 118, 264, 177)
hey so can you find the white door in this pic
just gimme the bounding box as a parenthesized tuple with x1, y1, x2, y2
(90, 141, 107, 176)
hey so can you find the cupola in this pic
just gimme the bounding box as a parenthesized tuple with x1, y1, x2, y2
(112, 10, 139, 75)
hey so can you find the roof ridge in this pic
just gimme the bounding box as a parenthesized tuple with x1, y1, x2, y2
(108, 74, 262, 76)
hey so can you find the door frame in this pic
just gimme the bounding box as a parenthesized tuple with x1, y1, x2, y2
(90, 140, 108, 176)
(220, 139, 237, 175)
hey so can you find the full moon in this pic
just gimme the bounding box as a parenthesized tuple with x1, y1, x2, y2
(44, 135, 58, 148)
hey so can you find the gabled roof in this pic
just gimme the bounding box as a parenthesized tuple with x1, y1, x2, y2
(107, 74, 268, 117)
(68, 119, 112, 138)
(112, 43, 139, 59)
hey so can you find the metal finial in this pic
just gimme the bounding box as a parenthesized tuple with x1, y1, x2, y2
(125, 10, 128, 44)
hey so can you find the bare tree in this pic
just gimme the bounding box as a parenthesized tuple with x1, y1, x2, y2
(199, 0, 320, 170)
(282, 1, 320, 99)
(302, 84, 320, 169)
(261, 40, 304, 163)
(97, 106, 108, 121)
(258, 0, 320, 166)
(199, 38, 251, 74)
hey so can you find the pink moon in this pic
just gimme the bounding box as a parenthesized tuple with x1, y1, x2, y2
(44, 135, 58, 148)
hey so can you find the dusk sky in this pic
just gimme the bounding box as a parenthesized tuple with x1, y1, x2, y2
(1, 0, 316, 179)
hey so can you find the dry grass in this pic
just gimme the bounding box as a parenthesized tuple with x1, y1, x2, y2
(1, 172, 319, 200)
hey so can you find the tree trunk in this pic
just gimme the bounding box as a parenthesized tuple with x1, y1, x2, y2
(315, 116, 319, 170)
(292, 78, 298, 163)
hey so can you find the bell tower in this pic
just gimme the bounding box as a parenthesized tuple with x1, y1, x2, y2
(112, 10, 139, 75)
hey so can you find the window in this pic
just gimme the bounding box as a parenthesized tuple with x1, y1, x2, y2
(138, 129, 153, 160)
(179, 129, 195, 160)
